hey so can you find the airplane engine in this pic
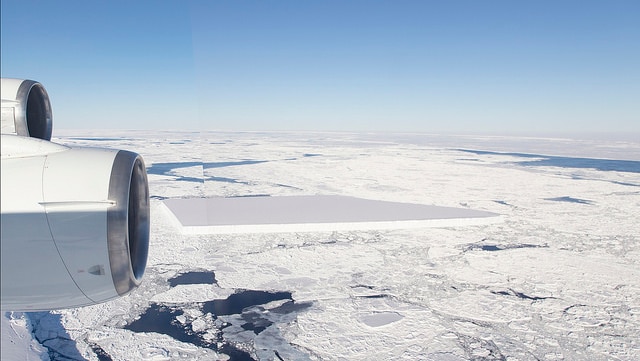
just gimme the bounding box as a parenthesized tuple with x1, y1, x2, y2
(1, 79, 150, 311)
(1, 78, 53, 140)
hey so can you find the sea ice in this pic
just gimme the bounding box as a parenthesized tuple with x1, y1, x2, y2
(3, 130, 638, 361)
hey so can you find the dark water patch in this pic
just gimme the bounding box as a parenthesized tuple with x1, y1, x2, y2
(202, 290, 292, 316)
(275, 183, 303, 190)
(236, 300, 313, 335)
(209, 176, 250, 185)
(545, 196, 593, 205)
(241, 311, 273, 334)
(351, 284, 376, 290)
(204, 160, 268, 169)
(611, 191, 640, 196)
(26, 312, 86, 361)
(175, 176, 205, 183)
(152, 174, 249, 184)
(270, 300, 313, 314)
(611, 180, 640, 187)
(147, 159, 271, 184)
(303, 153, 321, 157)
(87, 340, 113, 361)
(506, 244, 543, 250)
(521, 158, 640, 173)
(125, 305, 193, 345)
(168, 271, 218, 287)
(125, 304, 253, 360)
(571, 174, 639, 187)
(147, 162, 203, 175)
(457, 149, 541, 158)
(320, 239, 338, 245)
(125, 290, 311, 360)
(148, 160, 268, 177)
(456, 149, 640, 173)
(150, 195, 169, 200)
(357, 294, 388, 299)
(491, 289, 555, 301)
(493, 200, 510, 206)
(516, 244, 546, 249)
(466, 243, 546, 252)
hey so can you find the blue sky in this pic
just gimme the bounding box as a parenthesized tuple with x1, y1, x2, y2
(2, 1, 638, 134)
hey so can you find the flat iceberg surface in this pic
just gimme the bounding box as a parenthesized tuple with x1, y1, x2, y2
(163, 195, 500, 233)
(3, 131, 639, 361)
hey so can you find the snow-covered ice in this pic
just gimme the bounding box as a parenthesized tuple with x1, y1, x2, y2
(2, 131, 639, 360)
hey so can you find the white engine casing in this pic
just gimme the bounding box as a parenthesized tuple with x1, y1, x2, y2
(1, 78, 53, 140)
(1, 79, 149, 311)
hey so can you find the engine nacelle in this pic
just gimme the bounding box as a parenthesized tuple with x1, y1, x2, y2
(1, 78, 53, 140)
(1, 79, 150, 311)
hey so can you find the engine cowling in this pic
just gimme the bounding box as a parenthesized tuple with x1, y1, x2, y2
(1, 78, 53, 141)
(0, 79, 150, 311)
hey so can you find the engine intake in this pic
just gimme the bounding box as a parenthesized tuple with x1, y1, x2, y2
(108, 150, 150, 295)
(1, 78, 52, 140)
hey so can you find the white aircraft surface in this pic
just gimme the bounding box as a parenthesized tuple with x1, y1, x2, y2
(1, 78, 150, 311)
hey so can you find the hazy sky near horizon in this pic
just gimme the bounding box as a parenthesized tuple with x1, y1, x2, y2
(1, 1, 638, 134)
